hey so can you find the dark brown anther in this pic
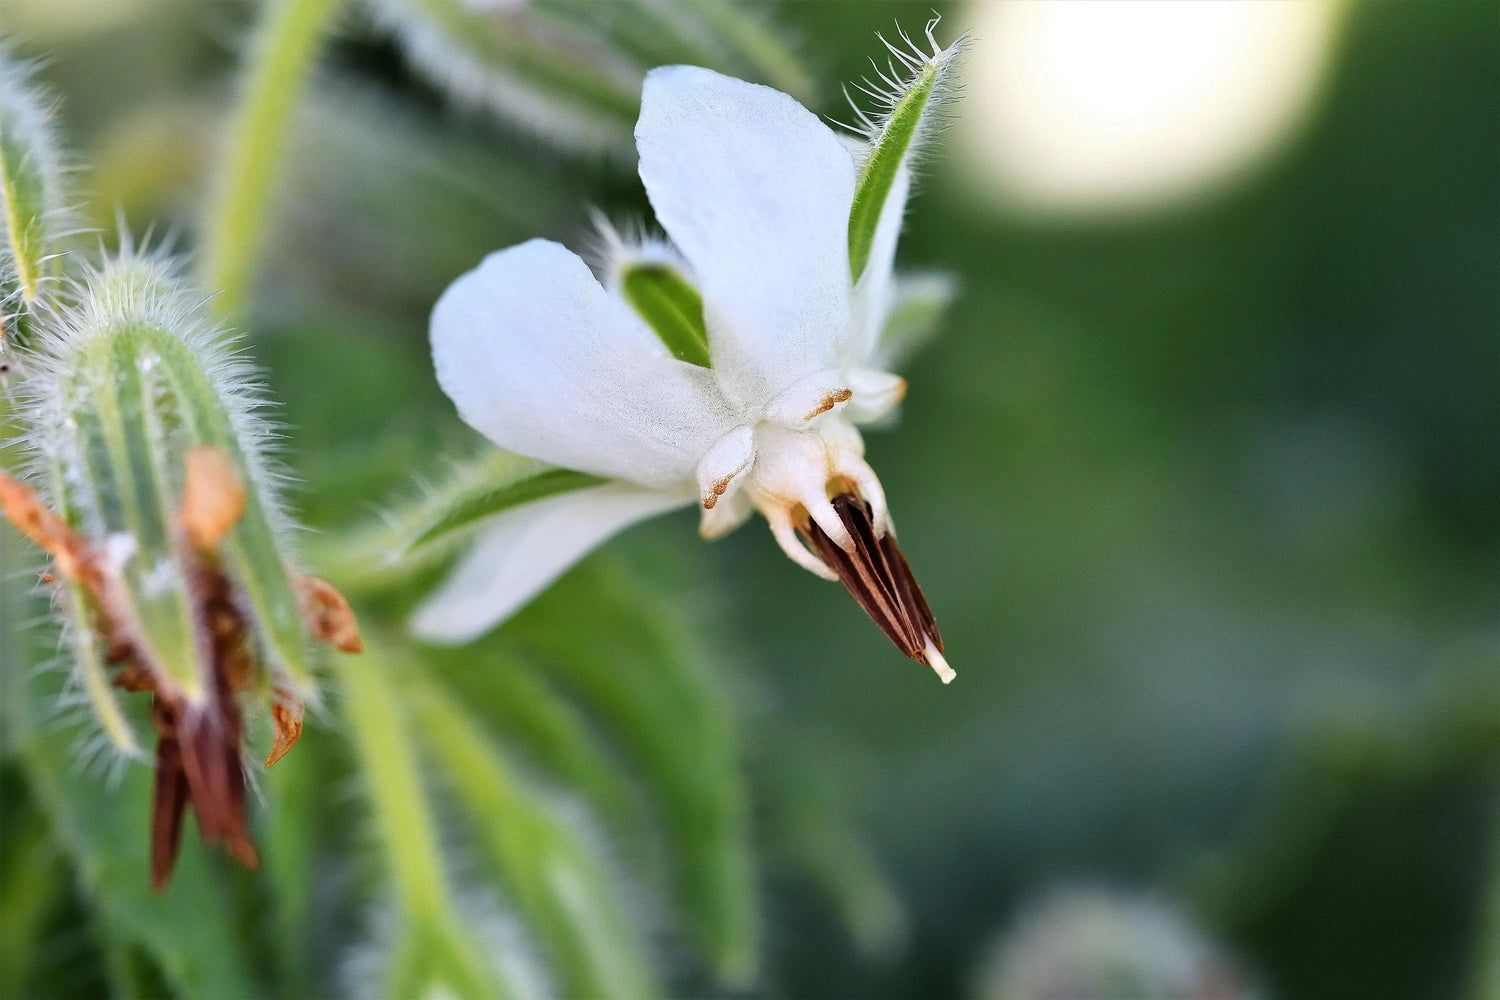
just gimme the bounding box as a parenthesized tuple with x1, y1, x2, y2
(799, 493, 949, 680)
(145, 564, 261, 890)
(149, 700, 191, 892)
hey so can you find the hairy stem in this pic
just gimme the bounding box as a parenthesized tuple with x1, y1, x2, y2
(200, 0, 343, 318)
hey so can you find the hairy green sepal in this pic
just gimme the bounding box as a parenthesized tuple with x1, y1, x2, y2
(403, 452, 605, 557)
(847, 49, 951, 282)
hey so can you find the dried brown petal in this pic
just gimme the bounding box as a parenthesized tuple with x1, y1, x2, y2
(297, 575, 363, 653)
(149, 705, 191, 892)
(265, 694, 304, 767)
(179, 446, 246, 550)
(0, 472, 89, 580)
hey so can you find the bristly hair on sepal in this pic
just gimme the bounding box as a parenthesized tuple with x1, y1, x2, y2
(1, 241, 362, 888)
(840, 17, 965, 282)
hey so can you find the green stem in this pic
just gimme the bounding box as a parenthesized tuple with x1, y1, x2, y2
(200, 0, 344, 318)
(335, 641, 508, 999)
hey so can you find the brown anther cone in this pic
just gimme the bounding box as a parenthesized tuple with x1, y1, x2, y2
(297, 575, 363, 653)
(179, 446, 246, 550)
(799, 492, 945, 667)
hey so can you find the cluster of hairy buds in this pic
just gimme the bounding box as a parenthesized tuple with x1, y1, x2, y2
(1, 252, 360, 888)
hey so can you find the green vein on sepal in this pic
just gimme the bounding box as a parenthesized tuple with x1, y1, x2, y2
(620, 262, 712, 367)
(846, 27, 958, 282)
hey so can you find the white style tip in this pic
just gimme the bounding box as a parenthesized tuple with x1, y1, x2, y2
(924, 637, 955, 684)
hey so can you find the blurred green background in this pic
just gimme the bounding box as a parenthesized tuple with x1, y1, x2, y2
(1, 1, 1496, 998)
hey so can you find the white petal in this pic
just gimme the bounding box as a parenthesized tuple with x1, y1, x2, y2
(844, 368, 908, 425)
(699, 487, 754, 539)
(696, 425, 756, 510)
(411, 482, 691, 643)
(432, 239, 737, 489)
(636, 66, 857, 410)
(848, 165, 911, 366)
(762, 369, 853, 427)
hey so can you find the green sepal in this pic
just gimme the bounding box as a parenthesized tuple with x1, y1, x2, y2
(620, 262, 712, 368)
(874, 272, 956, 369)
(407, 459, 605, 556)
(847, 32, 958, 282)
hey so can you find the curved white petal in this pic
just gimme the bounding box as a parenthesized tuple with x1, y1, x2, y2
(762, 369, 853, 427)
(844, 368, 907, 425)
(696, 425, 756, 510)
(849, 165, 911, 366)
(636, 66, 857, 410)
(699, 486, 754, 539)
(432, 239, 737, 489)
(411, 482, 691, 644)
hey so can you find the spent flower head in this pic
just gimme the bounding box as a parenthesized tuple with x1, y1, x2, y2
(415, 24, 961, 681)
(1, 248, 361, 888)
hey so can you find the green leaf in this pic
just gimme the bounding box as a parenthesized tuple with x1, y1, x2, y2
(620, 262, 712, 367)
(412, 679, 660, 1000)
(334, 639, 511, 1000)
(432, 648, 648, 850)
(510, 559, 759, 984)
(370, 0, 812, 155)
(846, 28, 959, 282)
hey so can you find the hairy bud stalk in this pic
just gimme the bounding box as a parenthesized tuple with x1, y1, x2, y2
(1, 250, 361, 888)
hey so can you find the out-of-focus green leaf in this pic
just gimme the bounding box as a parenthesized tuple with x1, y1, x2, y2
(510, 558, 759, 985)
(432, 647, 648, 851)
(199, 0, 345, 320)
(334, 638, 513, 1000)
(413, 678, 660, 1000)
(364, 0, 812, 155)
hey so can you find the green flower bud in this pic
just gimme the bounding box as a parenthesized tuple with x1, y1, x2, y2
(2, 249, 361, 888)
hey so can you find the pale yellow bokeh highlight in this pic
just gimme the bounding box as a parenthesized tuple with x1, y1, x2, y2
(959, 0, 1346, 214)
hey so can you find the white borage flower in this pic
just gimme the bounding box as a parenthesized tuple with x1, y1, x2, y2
(415, 24, 961, 682)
